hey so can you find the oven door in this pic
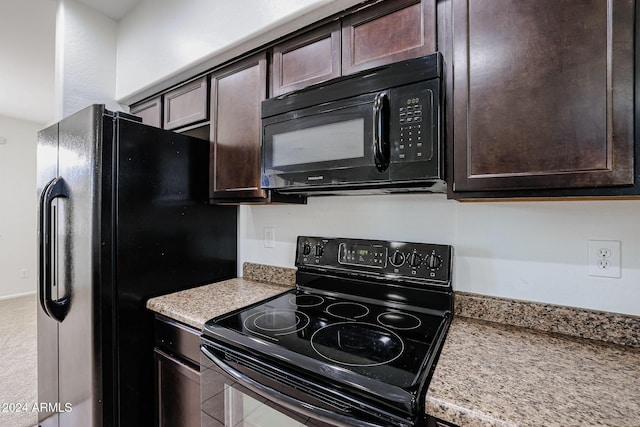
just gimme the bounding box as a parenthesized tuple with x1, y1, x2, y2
(201, 340, 414, 427)
(262, 92, 391, 190)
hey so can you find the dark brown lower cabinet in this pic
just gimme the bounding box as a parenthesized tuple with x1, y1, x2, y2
(154, 316, 201, 427)
(154, 349, 200, 427)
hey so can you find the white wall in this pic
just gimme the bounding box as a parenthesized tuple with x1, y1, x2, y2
(0, 0, 56, 124)
(55, 0, 121, 121)
(112, 1, 640, 317)
(0, 116, 41, 299)
(116, 0, 363, 100)
(240, 197, 640, 316)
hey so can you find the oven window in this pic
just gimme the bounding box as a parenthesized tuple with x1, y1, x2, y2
(271, 119, 365, 167)
(223, 384, 308, 426)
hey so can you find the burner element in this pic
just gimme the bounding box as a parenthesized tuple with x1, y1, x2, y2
(377, 311, 422, 330)
(326, 302, 369, 319)
(310, 322, 404, 367)
(243, 309, 310, 338)
(289, 294, 324, 308)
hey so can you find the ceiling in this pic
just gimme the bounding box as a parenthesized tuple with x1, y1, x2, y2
(75, 0, 139, 21)
(0, 0, 139, 125)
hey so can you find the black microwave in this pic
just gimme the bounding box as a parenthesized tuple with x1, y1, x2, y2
(261, 53, 444, 195)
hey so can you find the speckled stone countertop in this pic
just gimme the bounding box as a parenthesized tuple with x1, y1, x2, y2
(455, 292, 640, 348)
(147, 265, 640, 426)
(426, 302, 640, 427)
(146, 263, 295, 330)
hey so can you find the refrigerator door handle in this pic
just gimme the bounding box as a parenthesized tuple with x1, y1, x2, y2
(38, 178, 54, 318)
(40, 177, 71, 322)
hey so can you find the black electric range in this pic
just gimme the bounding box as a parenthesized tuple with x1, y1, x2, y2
(201, 236, 453, 427)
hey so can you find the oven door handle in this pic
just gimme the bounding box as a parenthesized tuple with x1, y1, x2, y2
(201, 346, 385, 427)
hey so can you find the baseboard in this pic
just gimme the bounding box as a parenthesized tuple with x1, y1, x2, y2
(0, 290, 36, 301)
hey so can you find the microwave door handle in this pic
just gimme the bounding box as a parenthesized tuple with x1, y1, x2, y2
(373, 92, 390, 172)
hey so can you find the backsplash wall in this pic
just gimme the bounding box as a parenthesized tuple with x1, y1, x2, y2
(105, 0, 640, 316)
(239, 195, 640, 316)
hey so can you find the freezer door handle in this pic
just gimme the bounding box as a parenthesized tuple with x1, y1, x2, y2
(38, 177, 71, 322)
(38, 178, 53, 318)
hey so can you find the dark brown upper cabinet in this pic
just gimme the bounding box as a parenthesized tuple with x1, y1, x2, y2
(210, 53, 268, 201)
(130, 97, 162, 128)
(271, 0, 436, 96)
(163, 77, 208, 130)
(272, 22, 341, 96)
(342, 0, 436, 75)
(451, 0, 635, 196)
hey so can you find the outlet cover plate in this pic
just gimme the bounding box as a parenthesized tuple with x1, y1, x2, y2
(263, 227, 275, 248)
(587, 240, 621, 278)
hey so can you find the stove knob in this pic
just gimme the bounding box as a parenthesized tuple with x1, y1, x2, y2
(409, 252, 422, 268)
(315, 245, 324, 257)
(302, 243, 311, 256)
(390, 251, 405, 267)
(426, 254, 442, 270)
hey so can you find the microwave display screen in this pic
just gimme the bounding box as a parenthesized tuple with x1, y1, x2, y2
(272, 119, 365, 167)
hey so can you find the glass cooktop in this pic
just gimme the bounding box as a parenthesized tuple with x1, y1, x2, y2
(205, 287, 448, 389)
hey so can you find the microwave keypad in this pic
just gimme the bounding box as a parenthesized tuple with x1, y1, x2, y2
(398, 100, 428, 162)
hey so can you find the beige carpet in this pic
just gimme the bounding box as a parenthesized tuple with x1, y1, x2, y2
(0, 294, 38, 427)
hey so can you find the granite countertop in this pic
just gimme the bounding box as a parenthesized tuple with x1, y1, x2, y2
(146, 264, 640, 426)
(146, 263, 295, 330)
(427, 300, 640, 427)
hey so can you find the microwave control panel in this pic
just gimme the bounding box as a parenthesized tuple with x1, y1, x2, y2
(393, 82, 434, 164)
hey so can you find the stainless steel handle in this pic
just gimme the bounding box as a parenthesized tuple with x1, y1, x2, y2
(373, 92, 390, 172)
(40, 177, 71, 322)
(38, 178, 54, 318)
(200, 345, 384, 427)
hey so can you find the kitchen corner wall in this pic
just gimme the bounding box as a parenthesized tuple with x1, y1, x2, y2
(54, 0, 121, 121)
(0, 116, 40, 299)
(239, 197, 640, 316)
(116, 0, 363, 100)
(110, 1, 640, 317)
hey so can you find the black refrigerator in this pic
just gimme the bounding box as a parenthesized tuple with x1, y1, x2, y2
(37, 105, 237, 427)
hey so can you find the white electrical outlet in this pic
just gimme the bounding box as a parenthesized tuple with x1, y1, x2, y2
(263, 227, 275, 248)
(19, 269, 29, 278)
(587, 240, 621, 278)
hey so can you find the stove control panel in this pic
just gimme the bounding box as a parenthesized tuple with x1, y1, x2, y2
(295, 236, 452, 285)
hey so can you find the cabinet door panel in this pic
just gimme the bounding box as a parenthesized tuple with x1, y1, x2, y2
(154, 349, 200, 427)
(272, 22, 341, 96)
(342, 0, 436, 75)
(210, 53, 267, 198)
(130, 97, 162, 128)
(164, 77, 208, 130)
(452, 0, 634, 192)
